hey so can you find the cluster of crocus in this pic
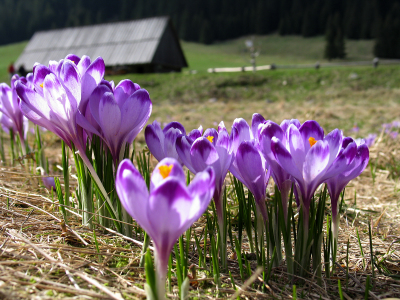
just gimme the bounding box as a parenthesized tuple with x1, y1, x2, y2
(15, 54, 152, 227)
(144, 115, 370, 279)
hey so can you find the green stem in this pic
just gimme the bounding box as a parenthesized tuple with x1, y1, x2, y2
(77, 147, 118, 218)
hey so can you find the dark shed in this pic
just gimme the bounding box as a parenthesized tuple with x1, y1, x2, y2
(15, 16, 188, 73)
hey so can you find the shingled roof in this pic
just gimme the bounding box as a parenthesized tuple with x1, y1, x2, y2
(15, 16, 188, 73)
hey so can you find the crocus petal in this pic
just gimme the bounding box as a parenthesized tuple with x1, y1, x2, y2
(188, 126, 203, 141)
(76, 55, 91, 77)
(98, 92, 121, 148)
(151, 158, 186, 191)
(251, 113, 267, 141)
(303, 140, 330, 184)
(145, 122, 165, 161)
(164, 127, 183, 160)
(325, 129, 343, 166)
(81, 57, 105, 106)
(287, 124, 306, 173)
(217, 121, 230, 149)
(163, 121, 186, 135)
(272, 137, 303, 181)
(16, 82, 51, 120)
(0, 84, 14, 119)
(88, 85, 113, 127)
(119, 89, 152, 138)
(114, 79, 141, 107)
(48, 61, 58, 74)
(65, 54, 81, 65)
(33, 65, 52, 96)
(323, 142, 357, 180)
(116, 159, 152, 235)
(76, 110, 102, 138)
(203, 128, 218, 146)
(189, 166, 215, 196)
(342, 137, 354, 148)
(236, 141, 266, 202)
(43, 74, 74, 129)
(299, 120, 324, 152)
(42, 177, 56, 191)
(280, 119, 301, 132)
(190, 137, 219, 171)
(147, 179, 192, 247)
(231, 118, 252, 154)
(59, 60, 80, 110)
(176, 135, 196, 173)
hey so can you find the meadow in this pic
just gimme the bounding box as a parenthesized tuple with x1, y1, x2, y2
(0, 35, 399, 299)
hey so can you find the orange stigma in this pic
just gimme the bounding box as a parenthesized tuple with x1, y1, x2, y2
(207, 136, 214, 143)
(159, 164, 173, 179)
(308, 137, 317, 147)
(39, 83, 44, 88)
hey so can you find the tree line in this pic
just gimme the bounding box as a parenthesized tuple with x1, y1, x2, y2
(1, 0, 399, 58)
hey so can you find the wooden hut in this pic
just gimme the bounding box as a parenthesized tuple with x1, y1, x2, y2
(15, 16, 188, 73)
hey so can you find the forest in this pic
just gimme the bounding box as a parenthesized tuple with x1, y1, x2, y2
(0, 0, 400, 58)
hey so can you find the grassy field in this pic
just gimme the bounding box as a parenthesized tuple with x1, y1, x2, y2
(183, 34, 375, 71)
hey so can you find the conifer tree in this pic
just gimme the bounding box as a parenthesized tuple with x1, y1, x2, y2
(324, 16, 337, 60)
(199, 20, 213, 45)
(324, 13, 346, 60)
(334, 13, 346, 58)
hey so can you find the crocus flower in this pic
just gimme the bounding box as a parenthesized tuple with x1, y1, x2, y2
(0, 111, 15, 133)
(176, 122, 233, 228)
(116, 158, 214, 300)
(16, 54, 105, 151)
(16, 54, 119, 218)
(145, 120, 186, 163)
(77, 79, 152, 165)
(360, 133, 377, 147)
(42, 176, 56, 191)
(0, 75, 29, 151)
(268, 120, 357, 227)
(229, 117, 270, 223)
(259, 119, 300, 220)
(325, 138, 369, 242)
(232, 140, 270, 222)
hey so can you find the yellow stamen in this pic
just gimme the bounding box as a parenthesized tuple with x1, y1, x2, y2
(40, 83, 44, 88)
(159, 164, 173, 179)
(207, 136, 214, 143)
(308, 137, 317, 147)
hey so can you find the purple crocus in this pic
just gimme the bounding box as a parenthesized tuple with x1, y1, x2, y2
(176, 121, 233, 228)
(116, 158, 214, 300)
(268, 120, 357, 227)
(77, 79, 152, 165)
(16, 54, 119, 217)
(229, 117, 270, 223)
(259, 119, 301, 220)
(325, 138, 369, 242)
(145, 120, 186, 163)
(363, 133, 377, 147)
(16, 54, 105, 151)
(0, 75, 29, 151)
(42, 176, 56, 192)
